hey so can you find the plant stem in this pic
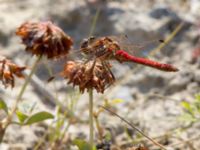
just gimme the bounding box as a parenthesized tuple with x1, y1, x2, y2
(88, 6, 100, 149)
(89, 7, 100, 37)
(94, 115, 103, 142)
(4, 55, 42, 128)
(89, 88, 94, 148)
(0, 124, 5, 143)
(100, 105, 168, 150)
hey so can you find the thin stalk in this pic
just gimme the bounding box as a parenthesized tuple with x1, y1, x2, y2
(87, 7, 101, 148)
(89, 88, 94, 148)
(89, 7, 100, 37)
(43, 61, 65, 110)
(94, 116, 103, 142)
(0, 124, 5, 143)
(33, 127, 50, 150)
(44, 61, 59, 101)
(4, 55, 42, 128)
(100, 105, 168, 150)
(60, 122, 71, 142)
(150, 22, 184, 56)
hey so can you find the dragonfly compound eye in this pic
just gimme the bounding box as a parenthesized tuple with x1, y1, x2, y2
(88, 36, 96, 41)
(80, 40, 89, 48)
(81, 36, 96, 49)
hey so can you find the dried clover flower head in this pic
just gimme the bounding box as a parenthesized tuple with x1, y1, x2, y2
(16, 21, 73, 59)
(0, 56, 26, 88)
(61, 61, 115, 93)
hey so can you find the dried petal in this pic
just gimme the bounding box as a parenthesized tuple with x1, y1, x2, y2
(61, 61, 115, 93)
(16, 21, 73, 59)
(0, 57, 26, 88)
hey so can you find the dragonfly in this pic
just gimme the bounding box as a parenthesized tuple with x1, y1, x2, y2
(78, 35, 178, 72)
(48, 35, 178, 83)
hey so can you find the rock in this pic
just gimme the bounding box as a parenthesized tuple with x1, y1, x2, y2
(0, 143, 9, 150)
(149, 7, 178, 19)
(167, 71, 194, 94)
(187, 82, 200, 94)
(4, 125, 38, 149)
(194, 70, 200, 82)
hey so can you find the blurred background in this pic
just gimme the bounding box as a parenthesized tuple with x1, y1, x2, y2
(0, 0, 200, 149)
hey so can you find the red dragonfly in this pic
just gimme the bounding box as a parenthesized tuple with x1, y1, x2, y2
(78, 36, 178, 72)
(48, 35, 178, 83)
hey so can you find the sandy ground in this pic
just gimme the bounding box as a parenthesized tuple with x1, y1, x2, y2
(0, 0, 200, 149)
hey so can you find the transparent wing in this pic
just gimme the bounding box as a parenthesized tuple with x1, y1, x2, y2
(109, 34, 164, 57)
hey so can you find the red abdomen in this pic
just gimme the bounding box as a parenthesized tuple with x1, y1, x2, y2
(115, 50, 179, 72)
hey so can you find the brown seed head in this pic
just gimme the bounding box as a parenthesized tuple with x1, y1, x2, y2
(61, 61, 115, 93)
(0, 56, 26, 88)
(16, 21, 73, 59)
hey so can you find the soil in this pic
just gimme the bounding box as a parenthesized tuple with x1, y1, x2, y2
(0, 0, 200, 149)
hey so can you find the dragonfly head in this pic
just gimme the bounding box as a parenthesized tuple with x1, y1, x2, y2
(80, 36, 96, 49)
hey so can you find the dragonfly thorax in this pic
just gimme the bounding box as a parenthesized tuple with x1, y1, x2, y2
(80, 36, 121, 60)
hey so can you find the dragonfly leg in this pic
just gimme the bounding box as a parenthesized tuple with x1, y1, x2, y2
(83, 59, 96, 85)
(101, 61, 115, 86)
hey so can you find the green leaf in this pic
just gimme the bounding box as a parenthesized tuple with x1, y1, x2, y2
(179, 113, 197, 123)
(73, 139, 96, 150)
(111, 99, 124, 105)
(181, 101, 194, 115)
(25, 111, 54, 125)
(181, 101, 191, 110)
(0, 99, 8, 114)
(11, 121, 22, 125)
(29, 102, 37, 113)
(105, 133, 112, 141)
(16, 110, 29, 124)
(195, 94, 200, 102)
(104, 98, 124, 107)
